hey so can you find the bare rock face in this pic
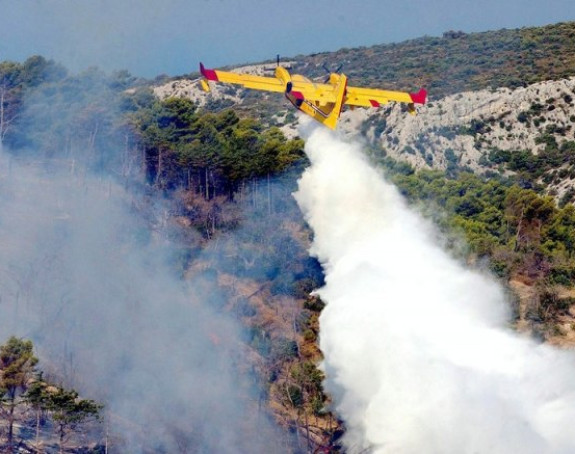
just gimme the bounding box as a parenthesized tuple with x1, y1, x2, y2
(355, 78, 575, 173)
(154, 77, 238, 106)
(153, 62, 297, 108)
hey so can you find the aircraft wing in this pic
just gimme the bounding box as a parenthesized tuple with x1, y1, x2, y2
(344, 85, 427, 109)
(200, 63, 342, 101)
(200, 63, 284, 93)
(200, 62, 427, 124)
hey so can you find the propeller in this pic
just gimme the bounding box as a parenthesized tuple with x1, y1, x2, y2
(264, 54, 292, 73)
(322, 63, 344, 82)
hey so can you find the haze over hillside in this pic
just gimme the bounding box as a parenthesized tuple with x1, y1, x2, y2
(3, 19, 575, 454)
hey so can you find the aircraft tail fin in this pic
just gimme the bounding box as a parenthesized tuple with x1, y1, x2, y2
(409, 88, 427, 105)
(199, 63, 218, 81)
(322, 73, 348, 129)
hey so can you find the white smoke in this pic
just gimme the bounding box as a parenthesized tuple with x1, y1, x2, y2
(294, 126, 575, 454)
(0, 152, 287, 452)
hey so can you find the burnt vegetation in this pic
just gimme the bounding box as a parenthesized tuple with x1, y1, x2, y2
(3, 20, 575, 451)
(0, 56, 333, 452)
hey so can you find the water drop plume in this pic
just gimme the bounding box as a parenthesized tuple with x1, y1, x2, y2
(293, 126, 575, 454)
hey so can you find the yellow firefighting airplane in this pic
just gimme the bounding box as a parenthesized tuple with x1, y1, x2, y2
(199, 62, 427, 130)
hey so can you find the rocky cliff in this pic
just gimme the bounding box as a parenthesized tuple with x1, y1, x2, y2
(154, 68, 575, 198)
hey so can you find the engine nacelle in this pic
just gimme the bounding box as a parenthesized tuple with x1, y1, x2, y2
(275, 66, 292, 89)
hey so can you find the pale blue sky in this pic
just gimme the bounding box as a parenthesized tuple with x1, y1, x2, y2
(1, 0, 575, 77)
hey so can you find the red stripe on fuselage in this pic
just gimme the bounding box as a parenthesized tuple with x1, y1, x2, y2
(291, 91, 304, 100)
(370, 99, 380, 107)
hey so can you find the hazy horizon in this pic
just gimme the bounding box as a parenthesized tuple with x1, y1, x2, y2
(1, 0, 575, 77)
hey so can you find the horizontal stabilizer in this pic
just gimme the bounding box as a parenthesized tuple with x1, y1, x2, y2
(200, 79, 210, 92)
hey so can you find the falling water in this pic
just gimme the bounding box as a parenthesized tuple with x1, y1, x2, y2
(294, 126, 575, 454)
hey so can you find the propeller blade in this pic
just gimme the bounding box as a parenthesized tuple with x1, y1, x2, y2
(321, 62, 343, 82)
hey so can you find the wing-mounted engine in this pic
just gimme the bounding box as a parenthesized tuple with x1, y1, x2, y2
(198, 61, 426, 130)
(275, 66, 292, 90)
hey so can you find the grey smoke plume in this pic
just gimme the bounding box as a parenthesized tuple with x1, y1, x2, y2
(294, 126, 575, 454)
(0, 151, 285, 451)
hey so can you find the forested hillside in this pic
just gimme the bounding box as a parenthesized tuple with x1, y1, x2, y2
(0, 56, 333, 452)
(296, 21, 575, 98)
(154, 21, 575, 340)
(2, 20, 575, 452)
(156, 21, 575, 129)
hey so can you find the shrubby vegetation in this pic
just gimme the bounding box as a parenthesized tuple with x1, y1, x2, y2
(296, 22, 575, 99)
(223, 22, 575, 127)
(379, 159, 575, 322)
(484, 137, 575, 202)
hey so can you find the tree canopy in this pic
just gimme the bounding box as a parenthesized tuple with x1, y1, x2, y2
(128, 96, 305, 195)
(0, 337, 103, 453)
